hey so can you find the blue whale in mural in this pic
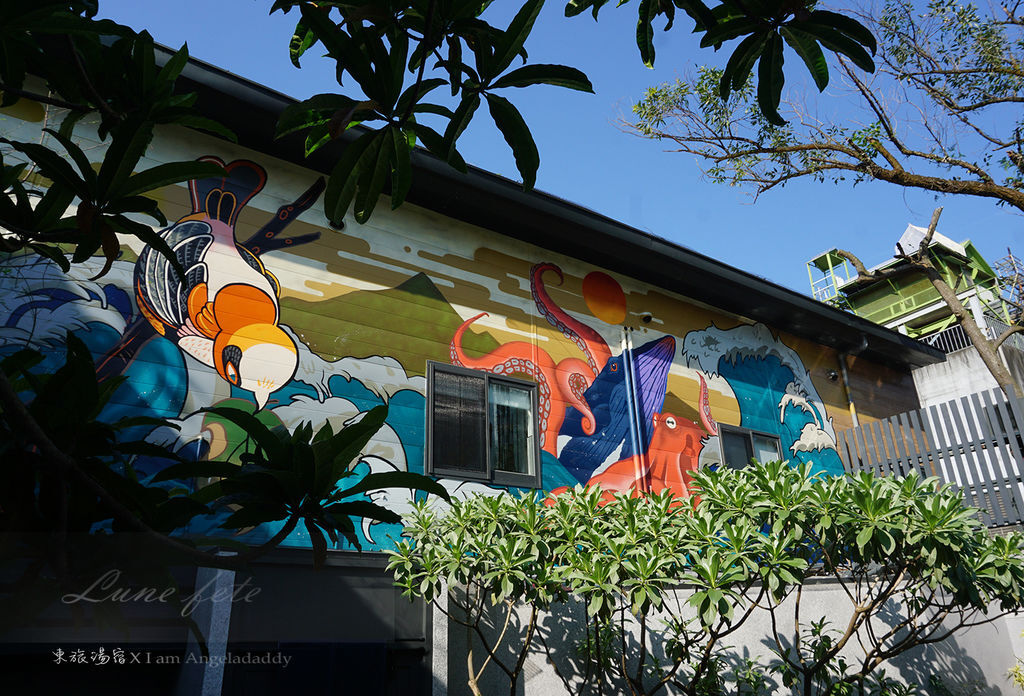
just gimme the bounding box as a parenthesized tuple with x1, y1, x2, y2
(558, 334, 675, 483)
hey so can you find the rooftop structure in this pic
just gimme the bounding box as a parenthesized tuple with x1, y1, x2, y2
(808, 226, 1007, 340)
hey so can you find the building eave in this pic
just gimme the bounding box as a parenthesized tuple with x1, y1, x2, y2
(167, 49, 945, 371)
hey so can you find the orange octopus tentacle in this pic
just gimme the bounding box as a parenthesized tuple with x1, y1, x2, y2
(531, 263, 612, 375)
(698, 373, 718, 436)
(450, 313, 595, 454)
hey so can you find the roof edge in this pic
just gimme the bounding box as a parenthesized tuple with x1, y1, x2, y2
(164, 48, 945, 371)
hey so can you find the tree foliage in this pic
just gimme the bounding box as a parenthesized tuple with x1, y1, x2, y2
(268, 0, 877, 224)
(0, 0, 876, 636)
(0, 330, 448, 632)
(629, 0, 1024, 212)
(390, 460, 1024, 696)
(0, 1, 447, 633)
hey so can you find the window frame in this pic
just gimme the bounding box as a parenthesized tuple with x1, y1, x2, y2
(718, 424, 784, 470)
(425, 361, 543, 489)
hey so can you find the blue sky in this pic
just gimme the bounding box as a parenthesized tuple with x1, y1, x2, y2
(99, 0, 1020, 294)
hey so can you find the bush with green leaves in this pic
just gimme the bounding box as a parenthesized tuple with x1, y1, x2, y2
(389, 460, 1024, 696)
(0, 334, 448, 635)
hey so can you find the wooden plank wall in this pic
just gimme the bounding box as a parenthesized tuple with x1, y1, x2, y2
(836, 388, 1024, 528)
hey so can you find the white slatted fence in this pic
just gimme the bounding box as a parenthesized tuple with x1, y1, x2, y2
(837, 388, 1024, 528)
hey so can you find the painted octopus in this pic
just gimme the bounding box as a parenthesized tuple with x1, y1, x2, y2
(584, 411, 705, 500)
(450, 263, 611, 453)
(549, 379, 716, 503)
(450, 263, 721, 461)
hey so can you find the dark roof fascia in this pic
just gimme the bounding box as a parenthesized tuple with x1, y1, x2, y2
(167, 50, 944, 370)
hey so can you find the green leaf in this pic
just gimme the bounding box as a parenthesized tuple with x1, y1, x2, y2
(96, 120, 155, 202)
(152, 496, 209, 531)
(326, 500, 402, 525)
(70, 232, 102, 265)
(441, 92, 481, 163)
(674, 0, 716, 32)
(340, 471, 451, 503)
(34, 176, 76, 230)
(278, 95, 358, 138)
(790, 22, 875, 74)
(719, 29, 770, 100)
(43, 128, 96, 190)
(156, 43, 190, 86)
(103, 195, 166, 225)
(491, 64, 594, 92)
(2, 139, 88, 199)
(305, 518, 330, 565)
(114, 160, 226, 199)
(395, 78, 447, 119)
(222, 504, 289, 529)
(167, 115, 237, 142)
(299, 5, 377, 98)
(106, 215, 185, 280)
(564, 0, 607, 18)
(700, 17, 760, 49)
(322, 131, 383, 225)
(353, 132, 392, 223)
(409, 123, 468, 173)
(485, 94, 539, 190)
(445, 35, 463, 96)
(201, 406, 286, 463)
(856, 525, 874, 551)
(312, 404, 389, 492)
(111, 415, 180, 431)
(384, 24, 409, 110)
(807, 10, 876, 54)
(289, 18, 316, 68)
(413, 103, 455, 119)
(28, 244, 70, 272)
(780, 27, 829, 92)
(303, 123, 332, 157)
(636, 0, 657, 67)
(57, 109, 87, 141)
(389, 127, 413, 209)
(756, 33, 786, 126)
(1, 349, 44, 380)
(492, 0, 544, 76)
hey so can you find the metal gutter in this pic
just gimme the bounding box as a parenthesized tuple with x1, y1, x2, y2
(163, 48, 945, 371)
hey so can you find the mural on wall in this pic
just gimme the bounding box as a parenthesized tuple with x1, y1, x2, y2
(96, 157, 325, 405)
(0, 150, 843, 553)
(681, 323, 843, 474)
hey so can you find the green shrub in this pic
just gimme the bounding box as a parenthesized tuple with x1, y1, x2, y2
(389, 460, 1024, 696)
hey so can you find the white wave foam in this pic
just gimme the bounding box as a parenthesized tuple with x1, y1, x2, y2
(682, 323, 836, 441)
(790, 422, 838, 454)
(282, 325, 425, 402)
(0, 256, 135, 347)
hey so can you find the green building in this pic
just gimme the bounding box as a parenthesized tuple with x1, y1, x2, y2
(808, 224, 1023, 405)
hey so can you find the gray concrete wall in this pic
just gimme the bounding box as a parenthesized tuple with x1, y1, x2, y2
(913, 347, 1000, 408)
(1000, 345, 1024, 395)
(437, 580, 1023, 695)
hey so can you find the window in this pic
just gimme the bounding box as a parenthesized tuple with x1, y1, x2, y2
(426, 362, 541, 488)
(719, 424, 783, 470)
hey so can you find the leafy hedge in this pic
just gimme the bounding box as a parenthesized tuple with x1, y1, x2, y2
(390, 460, 1024, 696)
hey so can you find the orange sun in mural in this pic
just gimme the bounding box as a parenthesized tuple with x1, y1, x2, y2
(582, 271, 627, 324)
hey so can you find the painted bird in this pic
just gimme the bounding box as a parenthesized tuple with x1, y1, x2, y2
(132, 157, 298, 410)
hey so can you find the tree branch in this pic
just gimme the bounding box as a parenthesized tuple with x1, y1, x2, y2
(994, 324, 1024, 349)
(0, 84, 89, 113)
